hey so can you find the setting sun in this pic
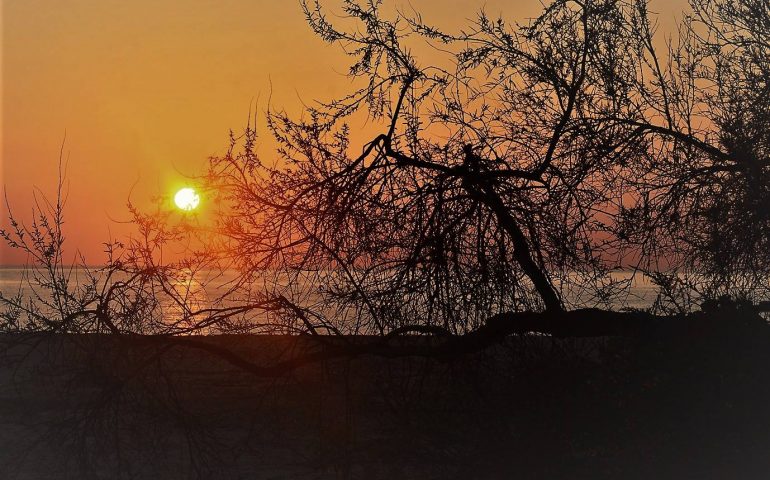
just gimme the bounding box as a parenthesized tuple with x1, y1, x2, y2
(174, 187, 200, 211)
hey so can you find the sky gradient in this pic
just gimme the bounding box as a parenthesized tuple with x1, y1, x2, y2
(1, 0, 687, 264)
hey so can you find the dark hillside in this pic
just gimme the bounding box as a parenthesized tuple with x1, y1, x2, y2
(3, 317, 770, 479)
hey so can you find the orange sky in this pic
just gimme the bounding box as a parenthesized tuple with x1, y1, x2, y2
(1, 0, 688, 265)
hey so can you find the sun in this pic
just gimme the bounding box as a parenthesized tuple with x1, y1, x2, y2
(174, 187, 200, 211)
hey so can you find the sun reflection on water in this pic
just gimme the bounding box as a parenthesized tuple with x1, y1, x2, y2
(165, 268, 209, 332)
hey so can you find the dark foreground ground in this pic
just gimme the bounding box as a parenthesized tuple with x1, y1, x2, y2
(2, 317, 770, 479)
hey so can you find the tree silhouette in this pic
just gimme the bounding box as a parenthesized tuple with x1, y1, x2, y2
(202, 0, 770, 340)
(2, 0, 769, 355)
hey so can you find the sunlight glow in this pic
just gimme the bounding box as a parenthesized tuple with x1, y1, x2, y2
(174, 187, 200, 211)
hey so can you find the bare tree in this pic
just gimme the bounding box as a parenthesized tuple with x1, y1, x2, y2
(2, 0, 769, 364)
(202, 0, 769, 340)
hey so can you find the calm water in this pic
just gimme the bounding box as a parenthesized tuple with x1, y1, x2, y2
(0, 267, 661, 323)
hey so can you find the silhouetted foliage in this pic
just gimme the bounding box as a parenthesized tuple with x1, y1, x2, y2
(2, 0, 769, 349)
(203, 0, 770, 337)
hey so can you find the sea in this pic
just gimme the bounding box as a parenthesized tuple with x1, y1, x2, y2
(0, 266, 663, 317)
